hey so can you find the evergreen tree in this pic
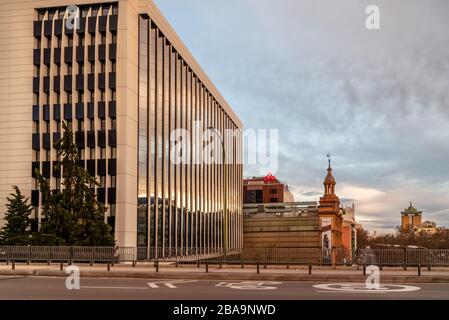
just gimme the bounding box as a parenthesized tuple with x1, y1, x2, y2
(0, 186, 33, 245)
(37, 122, 115, 246)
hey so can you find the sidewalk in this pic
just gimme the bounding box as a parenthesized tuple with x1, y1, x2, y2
(2, 262, 449, 283)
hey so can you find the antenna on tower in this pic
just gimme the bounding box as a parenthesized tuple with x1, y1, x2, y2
(326, 153, 332, 168)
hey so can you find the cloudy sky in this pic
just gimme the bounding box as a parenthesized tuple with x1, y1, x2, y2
(155, 0, 449, 233)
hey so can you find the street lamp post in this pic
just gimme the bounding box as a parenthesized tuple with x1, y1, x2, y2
(209, 127, 227, 257)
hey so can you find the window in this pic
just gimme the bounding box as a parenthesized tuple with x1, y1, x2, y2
(91, 6, 99, 17)
(102, 6, 109, 16)
(81, 7, 89, 18)
(112, 5, 118, 15)
(78, 63, 84, 73)
(270, 189, 277, 194)
(38, 10, 45, 21)
(58, 9, 65, 20)
(48, 10, 56, 20)
(100, 176, 106, 188)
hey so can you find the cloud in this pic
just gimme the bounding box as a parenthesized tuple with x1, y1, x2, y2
(156, 0, 449, 233)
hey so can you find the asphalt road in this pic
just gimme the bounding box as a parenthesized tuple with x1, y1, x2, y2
(0, 276, 449, 300)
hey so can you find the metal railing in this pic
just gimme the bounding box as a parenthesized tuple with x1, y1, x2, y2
(1, 246, 449, 267)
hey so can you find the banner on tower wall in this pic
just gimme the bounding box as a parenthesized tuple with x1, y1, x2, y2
(321, 217, 332, 262)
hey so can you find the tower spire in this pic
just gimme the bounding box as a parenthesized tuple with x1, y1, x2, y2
(327, 153, 331, 169)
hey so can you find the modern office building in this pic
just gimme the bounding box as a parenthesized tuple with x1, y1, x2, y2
(243, 174, 294, 204)
(0, 0, 243, 253)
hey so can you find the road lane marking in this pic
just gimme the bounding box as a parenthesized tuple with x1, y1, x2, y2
(313, 283, 421, 293)
(216, 281, 281, 290)
(147, 279, 198, 289)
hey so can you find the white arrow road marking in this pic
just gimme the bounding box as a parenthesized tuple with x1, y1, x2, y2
(147, 279, 199, 289)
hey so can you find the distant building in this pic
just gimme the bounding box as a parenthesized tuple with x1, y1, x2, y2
(243, 202, 321, 262)
(401, 202, 423, 232)
(415, 221, 437, 235)
(342, 204, 357, 261)
(243, 174, 294, 204)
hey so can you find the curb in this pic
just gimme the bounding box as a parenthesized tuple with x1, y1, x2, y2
(2, 270, 449, 283)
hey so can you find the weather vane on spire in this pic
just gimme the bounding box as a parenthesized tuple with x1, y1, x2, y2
(327, 153, 332, 168)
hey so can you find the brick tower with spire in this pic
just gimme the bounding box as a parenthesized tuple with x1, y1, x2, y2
(318, 155, 343, 263)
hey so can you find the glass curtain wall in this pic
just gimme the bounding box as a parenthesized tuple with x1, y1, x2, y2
(138, 15, 243, 258)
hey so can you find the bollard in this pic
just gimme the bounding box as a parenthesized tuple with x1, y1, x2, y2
(60, 261, 63, 271)
(107, 261, 110, 272)
(286, 264, 290, 270)
(264, 263, 267, 269)
(241, 263, 244, 269)
(219, 261, 222, 270)
(379, 262, 383, 271)
(418, 264, 421, 276)
(206, 262, 209, 273)
(309, 264, 312, 275)
(12, 260, 15, 270)
(132, 261, 136, 267)
(197, 261, 200, 268)
(363, 264, 366, 276)
(428, 263, 431, 272)
(257, 263, 260, 274)
(156, 260, 159, 273)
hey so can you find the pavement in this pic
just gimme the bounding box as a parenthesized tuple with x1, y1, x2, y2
(2, 262, 449, 283)
(1, 275, 449, 300)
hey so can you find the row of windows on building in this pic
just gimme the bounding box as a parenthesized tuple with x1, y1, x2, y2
(30, 5, 119, 229)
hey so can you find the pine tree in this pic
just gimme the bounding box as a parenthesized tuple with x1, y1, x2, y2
(37, 122, 115, 246)
(0, 186, 33, 245)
